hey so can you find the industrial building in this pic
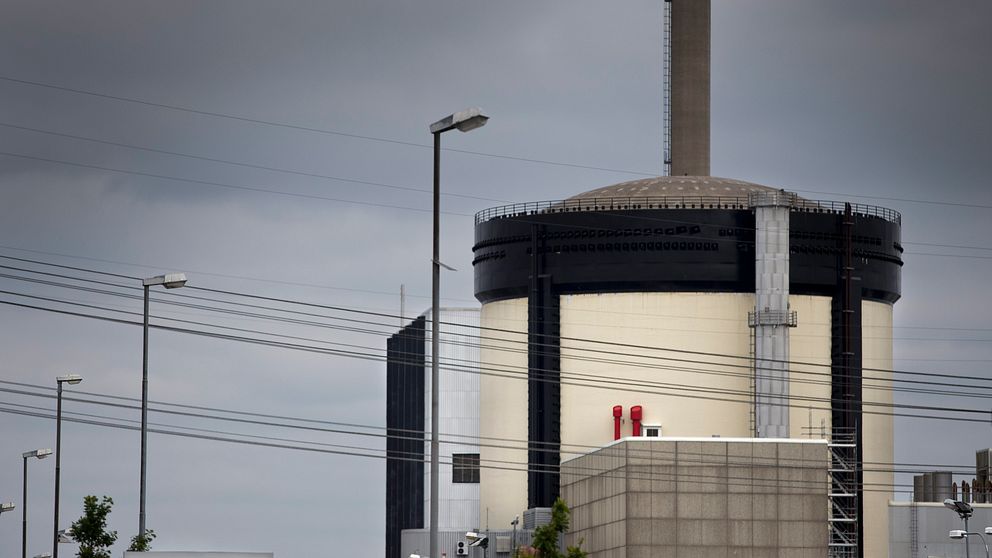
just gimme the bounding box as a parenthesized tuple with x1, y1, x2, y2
(471, 1, 900, 556)
(473, 173, 901, 558)
(560, 438, 829, 557)
(888, 448, 992, 558)
(385, 309, 481, 558)
(385, 1, 903, 557)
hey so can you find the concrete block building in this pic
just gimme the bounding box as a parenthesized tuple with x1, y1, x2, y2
(561, 438, 829, 558)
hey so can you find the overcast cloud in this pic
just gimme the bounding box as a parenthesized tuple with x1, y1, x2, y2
(2, 1, 991, 556)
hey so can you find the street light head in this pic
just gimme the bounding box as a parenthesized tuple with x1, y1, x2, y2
(0, 502, 14, 513)
(986, 527, 992, 535)
(57, 528, 75, 543)
(34, 553, 52, 558)
(430, 107, 489, 134)
(950, 529, 967, 539)
(23, 448, 53, 459)
(56, 374, 82, 385)
(143, 272, 187, 289)
(465, 532, 489, 548)
(944, 498, 974, 518)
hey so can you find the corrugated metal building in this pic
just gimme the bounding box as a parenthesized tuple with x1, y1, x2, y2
(386, 308, 481, 558)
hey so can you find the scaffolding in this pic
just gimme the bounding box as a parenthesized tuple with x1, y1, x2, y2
(828, 427, 859, 558)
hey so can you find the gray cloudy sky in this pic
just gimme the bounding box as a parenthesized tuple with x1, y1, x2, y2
(1, 1, 991, 556)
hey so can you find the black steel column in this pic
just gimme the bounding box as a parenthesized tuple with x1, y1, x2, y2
(832, 203, 864, 557)
(528, 225, 560, 508)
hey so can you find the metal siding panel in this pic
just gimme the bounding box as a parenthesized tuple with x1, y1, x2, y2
(421, 309, 481, 531)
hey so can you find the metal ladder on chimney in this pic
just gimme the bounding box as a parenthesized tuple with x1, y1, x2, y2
(828, 428, 859, 558)
(748, 325, 756, 436)
(662, 0, 672, 175)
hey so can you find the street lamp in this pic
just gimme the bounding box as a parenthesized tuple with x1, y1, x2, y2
(139, 272, 186, 540)
(950, 529, 990, 558)
(52, 374, 81, 558)
(511, 514, 519, 556)
(22, 449, 52, 558)
(427, 107, 488, 558)
(1, 502, 15, 513)
(945, 499, 977, 558)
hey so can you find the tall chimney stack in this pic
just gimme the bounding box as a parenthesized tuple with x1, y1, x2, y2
(669, 0, 710, 177)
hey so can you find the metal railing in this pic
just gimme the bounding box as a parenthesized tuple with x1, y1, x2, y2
(748, 310, 799, 327)
(474, 196, 901, 226)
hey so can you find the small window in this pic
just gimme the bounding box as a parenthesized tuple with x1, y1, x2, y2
(643, 425, 662, 438)
(452, 453, 480, 483)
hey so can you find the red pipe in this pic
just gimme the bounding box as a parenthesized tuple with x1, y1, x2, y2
(630, 405, 643, 437)
(613, 405, 623, 440)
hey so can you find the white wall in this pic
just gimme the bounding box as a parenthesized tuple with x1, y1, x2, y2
(423, 308, 482, 530)
(889, 502, 992, 558)
(558, 292, 753, 448)
(478, 299, 529, 528)
(477, 291, 894, 552)
(864, 300, 895, 558)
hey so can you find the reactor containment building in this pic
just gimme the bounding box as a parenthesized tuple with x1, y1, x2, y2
(472, 176, 901, 557)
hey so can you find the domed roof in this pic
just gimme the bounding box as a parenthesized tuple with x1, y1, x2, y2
(567, 176, 784, 201)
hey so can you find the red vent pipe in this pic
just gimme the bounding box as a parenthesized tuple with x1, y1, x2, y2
(613, 405, 623, 440)
(630, 405, 643, 437)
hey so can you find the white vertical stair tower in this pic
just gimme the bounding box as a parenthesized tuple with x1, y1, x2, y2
(749, 190, 798, 438)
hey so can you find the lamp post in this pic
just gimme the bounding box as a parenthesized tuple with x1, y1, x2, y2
(139, 272, 186, 540)
(427, 108, 488, 558)
(511, 514, 519, 556)
(52, 374, 81, 558)
(22, 449, 52, 558)
(950, 529, 990, 558)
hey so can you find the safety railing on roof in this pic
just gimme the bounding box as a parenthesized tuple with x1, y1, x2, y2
(473, 196, 901, 226)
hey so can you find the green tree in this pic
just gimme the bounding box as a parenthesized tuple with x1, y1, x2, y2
(128, 529, 156, 552)
(526, 498, 587, 558)
(70, 496, 118, 558)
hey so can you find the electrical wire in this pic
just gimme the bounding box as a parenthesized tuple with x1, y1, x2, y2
(0, 74, 657, 177)
(4, 293, 992, 427)
(1, 378, 980, 476)
(2, 259, 991, 394)
(0, 399, 965, 495)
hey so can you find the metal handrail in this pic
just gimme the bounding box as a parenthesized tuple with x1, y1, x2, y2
(474, 196, 901, 226)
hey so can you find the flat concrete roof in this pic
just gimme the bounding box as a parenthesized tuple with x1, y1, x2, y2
(561, 436, 828, 464)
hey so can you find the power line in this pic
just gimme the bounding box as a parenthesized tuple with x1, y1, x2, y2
(0, 244, 461, 305)
(2, 377, 980, 476)
(8, 118, 992, 257)
(4, 293, 992, 426)
(0, 399, 966, 495)
(2, 267, 989, 404)
(4, 246, 992, 340)
(3, 256, 991, 390)
(4, 73, 992, 214)
(0, 73, 657, 177)
(0, 150, 468, 216)
(0, 120, 505, 203)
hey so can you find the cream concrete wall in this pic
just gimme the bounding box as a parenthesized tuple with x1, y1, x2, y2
(863, 300, 894, 558)
(558, 292, 754, 449)
(478, 291, 893, 552)
(788, 296, 833, 439)
(559, 292, 834, 452)
(478, 298, 529, 527)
